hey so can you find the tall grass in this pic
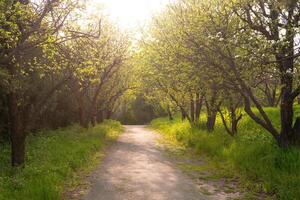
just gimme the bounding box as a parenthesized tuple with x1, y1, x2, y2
(151, 108, 300, 200)
(0, 120, 123, 200)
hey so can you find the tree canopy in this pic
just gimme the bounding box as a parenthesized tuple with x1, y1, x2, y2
(1, 0, 300, 168)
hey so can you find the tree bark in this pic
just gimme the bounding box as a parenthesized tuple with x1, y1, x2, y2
(195, 93, 203, 124)
(205, 86, 219, 132)
(8, 92, 26, 167)
(230, 112, 239, 136)
(206, 111, 217, 132)
(263, 83, 278, 107)
(277, 20, 298, 147)
(181, 108, 187, 121)
(78, 94, 85, 127)
(278, 59, 296, 147)
(190, 97, 195, 123)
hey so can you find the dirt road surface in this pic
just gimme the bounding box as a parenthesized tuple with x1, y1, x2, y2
(83, 125, 210, 200)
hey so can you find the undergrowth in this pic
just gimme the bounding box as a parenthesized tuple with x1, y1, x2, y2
(0, 120, 123, 200)
(151, 108, 300, 200)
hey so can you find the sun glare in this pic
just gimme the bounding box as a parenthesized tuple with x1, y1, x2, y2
(90, 0, 169, 29)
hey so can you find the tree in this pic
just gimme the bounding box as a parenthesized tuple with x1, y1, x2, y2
(67, 24, 130, 127)
(233, 0, 300, 146)
(0, 0, 131, 167)
(218, 92, 243, 136)
(139, 0, 300, 147)
(0, 0, 80, 166)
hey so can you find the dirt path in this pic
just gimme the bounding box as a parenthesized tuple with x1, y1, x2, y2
(83, 125, 210, 200)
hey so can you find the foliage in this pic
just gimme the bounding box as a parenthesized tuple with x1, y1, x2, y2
(116, 94, 164, 125)
(151, 108, 300, 200)
(0, 0, 133, 166)
(0, 120, 123, 200)
(139, 0, 300, 147)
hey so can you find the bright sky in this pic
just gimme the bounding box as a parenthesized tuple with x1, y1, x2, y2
(89, 0, 170, 29)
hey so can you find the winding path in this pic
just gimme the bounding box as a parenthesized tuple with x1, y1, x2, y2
(83, 125, 209, 200)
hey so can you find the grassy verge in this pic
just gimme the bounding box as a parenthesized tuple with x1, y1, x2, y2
(0, 120, 123, 200)
(150, 108, 300, 200)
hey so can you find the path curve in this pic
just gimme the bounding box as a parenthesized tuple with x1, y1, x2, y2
(84, 125, 209, 200)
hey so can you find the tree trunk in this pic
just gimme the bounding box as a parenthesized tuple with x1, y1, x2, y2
(181, 108, 187, 121)
(205, 83, 219, 132)
(278, 89, 295, 147)
(97, 110, 104, 123)
(266, 93, 276, 107)
(277, 28, 297, 147)
(190, 98, 195, 123)
(230, 109, 242, 136)
(263, 83, 278, 107)
(231, 122, 238, 136)
(206, 111, 217, 132)
(8, 92, 26, 167)
(78, 94, 85, 127)
(195, 93, 203, 124)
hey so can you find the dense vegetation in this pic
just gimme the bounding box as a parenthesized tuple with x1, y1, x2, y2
(0, 0, 137, 167)
(138, 1, 300, 199)
(1, 0, 300, 199)
(117, 94, 164, 125)
(139, 0, 300, 147)
(0, 120, 122, 200)
(151, 108, 300, 199)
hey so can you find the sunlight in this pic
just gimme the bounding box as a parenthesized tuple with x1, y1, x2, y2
(2, 0, 300, 198)
(90, 0, 169, 28)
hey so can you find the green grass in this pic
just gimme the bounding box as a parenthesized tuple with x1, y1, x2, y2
(151, 107, 300, 200)
(0, 120, 123, 200)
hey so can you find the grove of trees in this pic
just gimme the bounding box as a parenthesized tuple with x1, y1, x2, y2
(139, 0, 300, 146)
(0, 0, 133, 167)
(1, 0, 300, 169)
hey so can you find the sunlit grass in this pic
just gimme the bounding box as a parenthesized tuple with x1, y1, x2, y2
(0, 120, 123, 200)
(151, 107, 300, 200)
